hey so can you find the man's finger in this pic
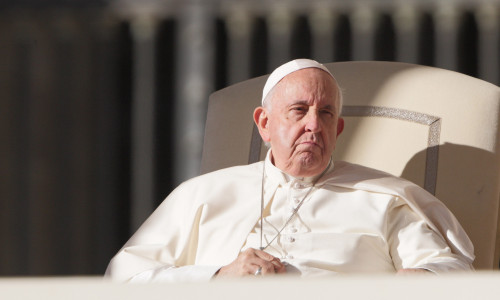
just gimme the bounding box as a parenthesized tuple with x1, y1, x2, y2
(254, 250, 285, 269)
(253, 249, 275, 261)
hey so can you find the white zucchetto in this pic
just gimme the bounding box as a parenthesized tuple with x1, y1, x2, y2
(262, 59, 336, 105)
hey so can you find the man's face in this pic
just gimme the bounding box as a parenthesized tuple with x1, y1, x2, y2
(261, 68, 343, 177)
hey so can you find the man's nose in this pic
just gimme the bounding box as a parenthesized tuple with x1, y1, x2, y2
(304, 111, 321, 132)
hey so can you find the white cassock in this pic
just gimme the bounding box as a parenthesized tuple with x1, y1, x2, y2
(105, 151, 474, 282)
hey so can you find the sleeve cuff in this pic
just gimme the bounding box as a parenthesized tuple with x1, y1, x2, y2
(413, 261, 474, 274)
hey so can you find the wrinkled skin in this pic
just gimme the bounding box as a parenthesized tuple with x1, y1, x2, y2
(216, 248, 286, 277)
(254, 68, 344, 178)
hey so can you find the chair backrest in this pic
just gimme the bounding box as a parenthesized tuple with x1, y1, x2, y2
(201, 61, 500, 269)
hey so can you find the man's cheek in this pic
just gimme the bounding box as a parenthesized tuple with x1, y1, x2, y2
(276, 128, 293, 147)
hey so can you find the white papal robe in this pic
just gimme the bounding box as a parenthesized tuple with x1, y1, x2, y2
(105, 152, 474, 282)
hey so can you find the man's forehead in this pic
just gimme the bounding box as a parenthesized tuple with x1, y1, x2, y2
(263, 71, 337, 114)
(271, 75, 338, 109)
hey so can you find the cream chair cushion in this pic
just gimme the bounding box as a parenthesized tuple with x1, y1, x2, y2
(201, 61, 500, 269)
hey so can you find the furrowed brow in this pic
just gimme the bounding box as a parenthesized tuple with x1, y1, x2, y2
(289, 100, 309, 106)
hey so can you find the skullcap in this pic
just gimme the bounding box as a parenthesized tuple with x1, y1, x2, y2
(262, 59, 335, 105)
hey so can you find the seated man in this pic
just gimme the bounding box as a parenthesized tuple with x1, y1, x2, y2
(105, 59, 474, 282)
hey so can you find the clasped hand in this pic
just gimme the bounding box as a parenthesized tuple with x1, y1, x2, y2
(216, 248, 286, 277)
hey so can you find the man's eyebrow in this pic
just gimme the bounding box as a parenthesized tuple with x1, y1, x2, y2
(288, 100, 309, 106)
(287, 102, 336, 111)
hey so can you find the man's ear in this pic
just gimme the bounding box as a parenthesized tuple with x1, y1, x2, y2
(337, 117, 344, 137)
(253, 106, 271, 142)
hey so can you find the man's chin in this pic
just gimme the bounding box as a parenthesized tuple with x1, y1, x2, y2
(293, 154, 328, 177)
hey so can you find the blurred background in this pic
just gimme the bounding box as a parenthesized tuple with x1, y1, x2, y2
(1, 0, 499, 276)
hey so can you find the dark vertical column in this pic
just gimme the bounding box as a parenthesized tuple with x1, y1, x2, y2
(290, 15, 312, 60)
(93, 17, 133, 274)
(0, 13, 32, 276)
(155, 18, 177, 207)
(374, 13, 396, 61)
(249, 17, 268, 77)
(54, 12, 98, 274)
(130, 15, 158, 231)
(24, 14, 61, 275)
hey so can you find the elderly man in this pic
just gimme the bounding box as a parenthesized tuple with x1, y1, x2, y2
(106, 59, 474, 282)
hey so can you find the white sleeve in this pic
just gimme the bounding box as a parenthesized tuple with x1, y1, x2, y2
(387, 198, 474, 273)
(104, 180, 209, 283)
(129, 265, 222, 283)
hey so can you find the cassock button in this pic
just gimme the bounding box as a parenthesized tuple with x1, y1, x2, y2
(290, 227, 298, 233)
(287, 236, 295, 243)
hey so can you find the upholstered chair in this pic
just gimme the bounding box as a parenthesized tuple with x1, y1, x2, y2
(201, 61, 500, 269)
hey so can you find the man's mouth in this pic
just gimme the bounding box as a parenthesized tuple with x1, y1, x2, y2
(299, 141, 320, 147)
